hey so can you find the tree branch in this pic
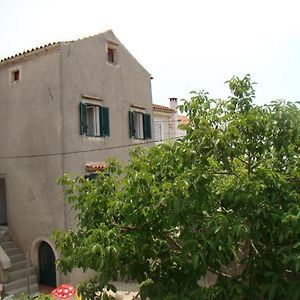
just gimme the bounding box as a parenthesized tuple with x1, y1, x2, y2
(250, 239, 259, 255)
(164, 234, 182, 251)
(111, 219, 137, 232)
(237, 157, 246, 165)
(207, 267, 231, 278)
(212, 171, 239, 178)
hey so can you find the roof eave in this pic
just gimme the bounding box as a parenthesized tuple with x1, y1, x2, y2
(0, 43, 61, 68)
(152, 104, 176, 114)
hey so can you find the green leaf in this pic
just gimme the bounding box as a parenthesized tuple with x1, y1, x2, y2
(192, 253, 199, 270)
(53, 75, 300, 300)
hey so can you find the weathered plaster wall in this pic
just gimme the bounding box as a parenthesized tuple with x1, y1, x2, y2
(0, 49, 65, 252)
(60, 31, 153, 167)
(58, 30, 154, 284)
(0, 30, 154, 286)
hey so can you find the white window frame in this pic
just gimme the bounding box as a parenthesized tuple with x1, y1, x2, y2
(80, 101, 110, 138)
(134, 112, 144, 139)
(129, 110, 152, 140)
(154, 121, 164, 142)
(87, 105, 100, 136)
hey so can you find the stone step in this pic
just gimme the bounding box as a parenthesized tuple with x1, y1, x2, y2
(5, 247, 21, 256)
(9, 253, 25, 263)
(0, 234, 10, 242)
(5, 283, 39, 297)
(0, 240, 16, 250)
(0, 229, 39, 298)
(4, 275, 37, 293)
(8, 267, 35, 282)
(0, 226, 9, 242)
(10, 260, 26, 272)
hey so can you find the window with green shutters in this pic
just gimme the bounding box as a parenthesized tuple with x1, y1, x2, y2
(129, 111, 152, 140)
(80, 102, 110, 137)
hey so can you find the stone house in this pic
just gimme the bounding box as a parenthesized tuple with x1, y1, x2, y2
(152, 98, 188, 143)
(0, 30, 153, 296)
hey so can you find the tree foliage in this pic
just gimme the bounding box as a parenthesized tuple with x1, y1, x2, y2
(53, 75, 300, 299)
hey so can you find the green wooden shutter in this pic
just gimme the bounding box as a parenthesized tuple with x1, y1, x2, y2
(143, 113, 152, 139)
(129, 111, 136, 138)
(100, 106, 110, 137)
(80, 102, 88, 135)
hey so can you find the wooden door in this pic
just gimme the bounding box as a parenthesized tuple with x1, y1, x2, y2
(39, 241, 57, 287)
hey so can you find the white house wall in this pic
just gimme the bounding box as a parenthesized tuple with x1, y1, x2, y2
(153, 113, 171, 142)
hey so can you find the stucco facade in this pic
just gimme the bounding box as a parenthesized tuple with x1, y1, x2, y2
(0, 30, 153, 289)
(153, 98, 187, 143)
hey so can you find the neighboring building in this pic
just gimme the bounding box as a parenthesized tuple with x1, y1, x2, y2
(0, 30, 153, 294)
(152, 103, 176, 142)
(177, 113, 189, 138)
(153, 98, 188, 143)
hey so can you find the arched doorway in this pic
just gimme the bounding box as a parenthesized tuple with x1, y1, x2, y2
(39, 241, 57, 287)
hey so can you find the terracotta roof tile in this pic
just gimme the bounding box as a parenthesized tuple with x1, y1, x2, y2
(0, 30, 113, 65)
(0, 42, 60, 64)
(152, 104, 175, 113)
(178, 115, 189, 124)
(86, 162, 108, 172)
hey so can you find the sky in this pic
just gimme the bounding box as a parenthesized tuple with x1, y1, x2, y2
(1, 0, 299, 107)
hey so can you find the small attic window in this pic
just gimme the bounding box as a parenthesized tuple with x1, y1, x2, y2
(107, 44, 118, 65)
(107, 48, 114, 63)
(13, 70, 20, 81)
(9, 67, 21, 84)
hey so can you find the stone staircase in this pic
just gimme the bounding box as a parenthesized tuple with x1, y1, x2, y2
(0, 227, 39, 297)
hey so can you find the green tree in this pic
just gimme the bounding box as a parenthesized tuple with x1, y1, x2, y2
(53, 75, 300, 299)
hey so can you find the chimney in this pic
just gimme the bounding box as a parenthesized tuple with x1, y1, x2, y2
(169, 97, 178, 111)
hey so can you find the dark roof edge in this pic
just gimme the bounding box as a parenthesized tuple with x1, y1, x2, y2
(0, 30, 115, 66)
(0, 43, 61, 67)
